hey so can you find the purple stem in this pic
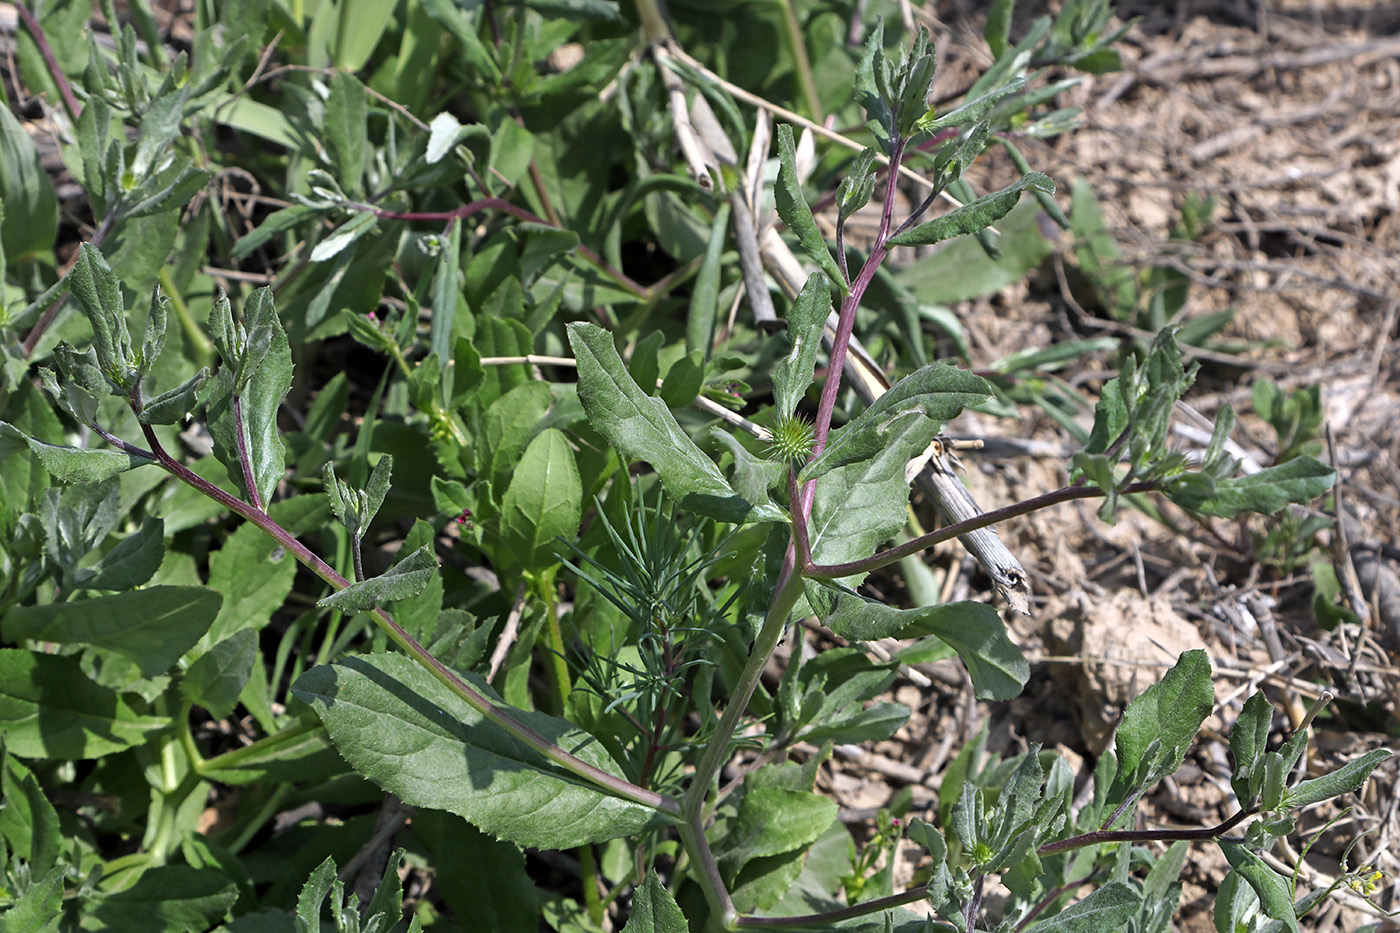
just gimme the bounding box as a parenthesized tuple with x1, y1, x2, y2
(15, 1, 82, 120)
(231, 394, 264, 511)
(108, 413, 679, 818)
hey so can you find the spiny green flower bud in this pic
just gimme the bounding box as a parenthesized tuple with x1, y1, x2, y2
(767, 415, 815, 465)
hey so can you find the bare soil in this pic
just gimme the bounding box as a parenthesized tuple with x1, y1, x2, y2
(794, 4, 1400, 930)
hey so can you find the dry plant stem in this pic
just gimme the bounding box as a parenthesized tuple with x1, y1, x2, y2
(658, 41, 962, 208)
(810, 480, 1161, 579)
(105, 415, 680, 818)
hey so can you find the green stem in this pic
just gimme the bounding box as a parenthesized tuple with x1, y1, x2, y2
(579, 845, 604, 926)
(197, 720, 322, 774)
(808, 480, 1161, 579)
(683, 568, 802, 813)
(776, 0, 822, 121)
(539, 573, 573, 713)
(157, 267, 215, 366)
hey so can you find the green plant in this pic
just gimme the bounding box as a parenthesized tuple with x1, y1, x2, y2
(0, 2, 1389, 932)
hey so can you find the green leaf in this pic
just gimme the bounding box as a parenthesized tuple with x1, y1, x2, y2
(1027, 881, 1142, 932)
(308, 209, 378, 262)
(331, 0, 397, 71)
(324, 71, 368, 197)
(206, 505, 299, 641)
(65, 243, 137, 390)
(773, 124, 847, 288)
(206, 288, 292, 508)
(1285, 748, 1391, 809)
(568, 323, 783, 524)
(292, 653, 674, 848)
(2, 585, 221, 678)
(621, 871, 688, 933)
(0, 649, 166, 758)
(719, 786, 838, 870)
(799, 363, 990, 482)
(985, 0, 1013, 58)
(807, 582, 1027, 701)
(318, 544, 438, 612)
(139, 368, 211, 424)
(0, 864, 65, 933)
(1167, 457, 1335, 518)
(0, 421, 151, 484)
(895, 200, 1057, 305)
(1114, 649, 1213, 792)
(1213, 870, 1258, 933)
(181, 630, 258, 720)
(499, 429, 582, 574)
(806, 414, 936, 569)
(1219, 843, 1299, 933)
(917, 78, 1026, 132)
(659, 349, 705, 410)
(76, 515, 164, 590)
(85, 865, 239, 933)
(295, 857, 337, 933)
(1230, 691, 1273, 803)
(0, 754, 61, 872)
(886, 173, 1055, 247)
(0, 103, 59, 262)
(835, 148, 879, 223)
(771, 272, 831, 419)
(481, 382, 553, 496)
(123, 160, 211, 220)
(232, 204, 324, 260)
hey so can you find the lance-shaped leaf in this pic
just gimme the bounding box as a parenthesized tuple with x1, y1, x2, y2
(324, 71, 368, 197)
(917, 78, 1026, 132)
(836, 148, 879, 222)
(623, 872, 688, 933)
(206, 288, 292, 507)
(771, 272, 830, 419)
(499, 429, 582, 574)
(799, 363, 990, 482)
(568, 323, 784, 524)
(0, 104, 59, 262)
(1112, 649, 1213, 800)
(805, 581, 1027, 700)
(1166, 456, 1335, 519)
(124, 160, 211, 220)
(774, 125, 847, 288)
(886, 173, 1054, 248)
(292, 653, 674, 849)
(65, 244, 138, 390)
(0, 422, 150, 484)
(181, 630, 257, 720)
(2, 585, 221, 678)
(1025, 881, 1142, 932)
(1285, 748, 1391, 810)
(1219, 843, 1300, 933)
(74, 515, 164, 591)
(1230, 691, 1273, 803)
(139, 368, 210, 425)
(318, 544, 438, 612)
(0, 649, 167, 758)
